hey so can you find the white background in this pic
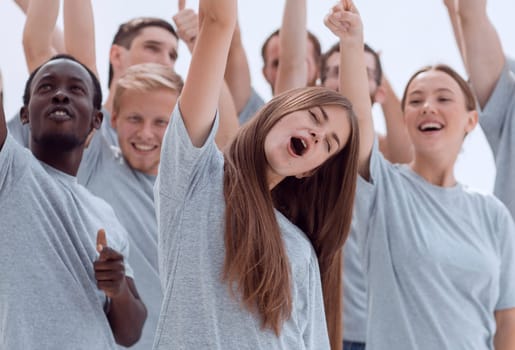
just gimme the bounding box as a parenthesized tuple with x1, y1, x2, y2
(1, 0, 514, 193)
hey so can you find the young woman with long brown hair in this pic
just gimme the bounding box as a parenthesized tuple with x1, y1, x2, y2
(153, 1, 359, 349)
(327, 1, 515, 349)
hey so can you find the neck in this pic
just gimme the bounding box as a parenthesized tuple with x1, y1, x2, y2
(31, 144, 83, 176)
(266, 168, 284, 190)
(410, 151, 458, 187)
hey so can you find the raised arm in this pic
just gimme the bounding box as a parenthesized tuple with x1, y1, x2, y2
(63, 0, 98, 77)
(379, 75, 413, 163)
(224, 21, 252, 115)
(23, 0, 60, 72)
(179, 0, 237, 147)
(0, 70, 6, 149)
(456, 0, 505, 108)
(14, 0, 65, 55)
(325, 0, 373, 177)
(274, 0, 307, 95)
(443, 0, 468, 73)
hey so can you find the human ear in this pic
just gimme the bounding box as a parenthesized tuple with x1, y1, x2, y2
(464, 110, 478, 134)
(109, 45, 125, 73)
(111, 111, 118, 130)
(93, 110, 103, 130)
(20, 106, 29, 125)
(372, 85, 386, 104)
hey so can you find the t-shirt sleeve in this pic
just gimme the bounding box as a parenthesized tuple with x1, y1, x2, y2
(0, 135, 29, 197)
(507, 57, 515, 74)
(354, 139, 386, 248)
(479, 61, 515, 157)
(6, 114, 30, 147)
(154, 104, 221, 254)
(238, 87, 265, 125)
(300, 256, 331, 349)
(495, 204, 515, 310)
(155, 104, 220, 199)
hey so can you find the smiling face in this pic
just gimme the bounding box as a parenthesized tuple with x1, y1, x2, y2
(112, 88, 177, 175)
(403, 69, 477, 158)
(264, 104, 351, 187)
(23, 59, 100, 151)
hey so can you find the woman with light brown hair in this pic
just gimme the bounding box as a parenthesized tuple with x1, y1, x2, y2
(153, 1, 359, 349)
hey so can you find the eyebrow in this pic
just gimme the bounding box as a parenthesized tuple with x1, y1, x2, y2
(318, 106, 341, 149)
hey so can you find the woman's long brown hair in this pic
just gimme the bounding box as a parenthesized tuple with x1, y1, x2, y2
(223, 87, 359, 350)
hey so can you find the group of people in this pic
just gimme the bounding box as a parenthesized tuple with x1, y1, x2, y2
(1, 0, 514, 349)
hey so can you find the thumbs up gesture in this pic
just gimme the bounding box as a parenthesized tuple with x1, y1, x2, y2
(173, 0, 199, 52)
(94, 229, 127, 298)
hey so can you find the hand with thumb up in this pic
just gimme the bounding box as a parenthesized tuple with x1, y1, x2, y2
(94, 229, 127, 299)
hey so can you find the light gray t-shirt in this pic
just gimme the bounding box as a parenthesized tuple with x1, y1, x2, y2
(479, 61, 515, 219)
(7, 107, 118, 148)
(353, 142, 515, 350)
(80, 136, 160, 350)
(342, 217, 367, 343)
(0, 135, 132, 350)
(153, 106, 330, 350)
(238, 87, 265, 125)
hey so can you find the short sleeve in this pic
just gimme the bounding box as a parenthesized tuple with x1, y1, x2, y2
(479, 62, 515, 156)
(496, 205, 515, 310)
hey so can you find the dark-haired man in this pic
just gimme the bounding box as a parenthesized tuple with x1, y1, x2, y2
(0, 56, 146, 349)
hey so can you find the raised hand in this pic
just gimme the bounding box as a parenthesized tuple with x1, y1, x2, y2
(173, 0, 199, 53)
(94, 229, 127, 298)
(324, 0, 363, 46)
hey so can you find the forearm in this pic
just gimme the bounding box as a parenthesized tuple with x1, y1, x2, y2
(23, 0, 59, 72)
(63, 0, 98, 77)
(380, 78, 412, 163)
(457, 1, 505, 108)
(106, 277, 147, 347)
(224, 21, 252, 114)
(179, 0, 237, 147)
(274, 0, 307, 95)
(215, 81, 239, 149)
(494, 322, 515, 349)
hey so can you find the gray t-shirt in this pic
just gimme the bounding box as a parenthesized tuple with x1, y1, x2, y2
(153, 106, 330, 349)
(7, 107, 118, 148)
(0, 135, 132, 350)
(353, 142, 515, 349)
(479, 61, 515, 219)
(342, 217, 367, 342)
(238, 87, 265, 125)
(80, 137, 160, 350)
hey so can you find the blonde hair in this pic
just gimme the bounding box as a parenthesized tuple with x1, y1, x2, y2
(113, 63, 183, 113)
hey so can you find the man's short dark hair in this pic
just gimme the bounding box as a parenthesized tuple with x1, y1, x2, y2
(23, 54, 102, 110)
(108, 17, 178, 87)
(260, 29, 322, 67)
(319, 42, 383, 86)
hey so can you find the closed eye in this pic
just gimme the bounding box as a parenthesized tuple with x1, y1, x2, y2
(309, 110, 320, 124)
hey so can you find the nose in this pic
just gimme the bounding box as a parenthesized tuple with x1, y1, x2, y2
(52, 89, 69, 104)
(138, 122, 154, 140)
(422, 101, 435, 114)
(310, 131, 320, 144)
